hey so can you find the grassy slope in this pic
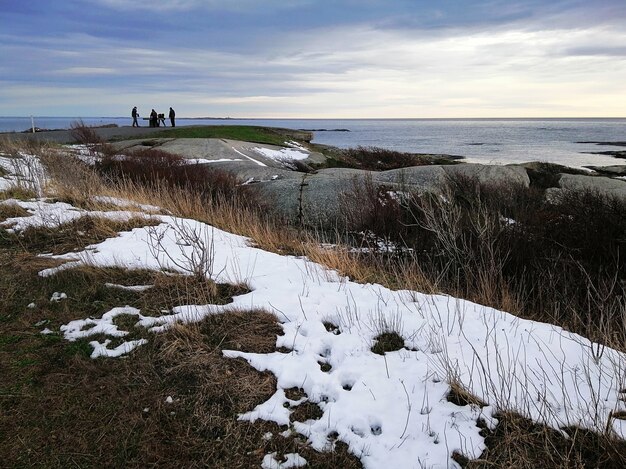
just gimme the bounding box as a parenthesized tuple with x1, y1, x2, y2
(143, 125, 312, 147)
(2, 141, 626, 468)
(0, 199, 361, 468)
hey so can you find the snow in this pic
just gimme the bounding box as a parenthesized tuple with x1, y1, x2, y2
(230, 147, 267, 167)
(50, 292, 67, 302)
(92, 196, 162, 213)
(4, 196, 626, 468)
(90, 338, 148, 359)
(262, 453, 307, 469)
(253, 147, 310, 162)
(286, 141, 309, 152)
(0, 153, 47, 196)
(0, 198, 155, 233)
(184, 158, 243, 164)
(105, 282, 153, 292)
(61, 306, 144, 342)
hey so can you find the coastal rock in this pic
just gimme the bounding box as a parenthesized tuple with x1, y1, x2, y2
(255, 164, 531, 226)
(555, 173, 626, 201)
(443, 164, 530, 187)
(584, 165, 626, 176)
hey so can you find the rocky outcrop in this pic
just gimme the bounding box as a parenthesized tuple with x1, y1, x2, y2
(69, 134, 626, 225)
(548, 174, 626, 202)
(255, 164, 531, 226)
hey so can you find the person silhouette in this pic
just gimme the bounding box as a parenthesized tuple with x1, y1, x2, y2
(131, 106, 139, 127)
(150, 109, 157, 127)
(169, 107, 176, 127)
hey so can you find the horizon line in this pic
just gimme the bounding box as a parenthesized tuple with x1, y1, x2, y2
(2, 116, 626, 120)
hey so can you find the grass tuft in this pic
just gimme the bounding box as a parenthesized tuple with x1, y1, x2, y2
(371, 331, 405, 355)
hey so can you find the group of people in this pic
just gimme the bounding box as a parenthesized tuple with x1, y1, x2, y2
(131, 106, 175, 128)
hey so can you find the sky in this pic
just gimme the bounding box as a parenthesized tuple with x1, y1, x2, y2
(1, 0, 625, 118)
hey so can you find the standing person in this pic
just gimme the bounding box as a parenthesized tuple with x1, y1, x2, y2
(150, 109, 157, 128)
(131, 106, 139, 127)
(169, 107, 176, 127)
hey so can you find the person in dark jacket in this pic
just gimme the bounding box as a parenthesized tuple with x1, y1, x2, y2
(131, 106, 139, 127)
(169, 107, 176, 127)
(149, 109, 157, 128)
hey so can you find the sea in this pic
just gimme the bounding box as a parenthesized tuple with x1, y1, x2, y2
(1, 116, 625, 169)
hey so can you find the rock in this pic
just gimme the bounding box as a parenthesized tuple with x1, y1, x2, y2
(373, 166, 447, 193)
(584, 165, 626, 176)
(556, 174, 626, 201)
(442, 164, 530, 187)
(256, 164, 531, 227)
(256, 174, 353, 227)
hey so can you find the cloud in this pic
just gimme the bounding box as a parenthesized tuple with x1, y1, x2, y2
(89, 0, 313, 12)
(54, 67, 117, 75)
(2, 1, 626, 117)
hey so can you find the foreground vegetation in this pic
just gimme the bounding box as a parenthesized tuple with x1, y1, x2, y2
(1, 133, 625, 467)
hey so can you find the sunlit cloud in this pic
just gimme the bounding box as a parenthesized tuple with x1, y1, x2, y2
(1, 0, 625, 116)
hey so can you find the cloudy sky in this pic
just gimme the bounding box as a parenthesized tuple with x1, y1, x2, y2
(1, 0, 625, 118)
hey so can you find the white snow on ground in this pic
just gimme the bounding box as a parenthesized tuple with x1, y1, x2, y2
(230, 147, 267, 167)
(285, 141, 309, 152)
(253, 147, 310, 161)
(3, 196, 626, 468)
(0, 153, 47, 196)
(92, 196, 163, 213)
(184, 158, 243, 164)
(0, 198, 155, 232)
(262, 452, 307, 469)
(105, 282, 153, 292)
(64, 144, 101, 165)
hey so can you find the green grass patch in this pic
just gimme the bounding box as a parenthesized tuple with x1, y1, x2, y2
(0, 334, 22, 347)
(144, 125, 310, 147)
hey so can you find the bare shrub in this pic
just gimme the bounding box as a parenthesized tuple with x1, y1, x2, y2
(69, 120, 118, 159)
(40, 151, 105, 206)
(340, 173, 414, 247)
(70, 120, 102, 145)
(96, 148, 257, 208)
(337, 146, 453, 171)
(406, 173, 626, 348)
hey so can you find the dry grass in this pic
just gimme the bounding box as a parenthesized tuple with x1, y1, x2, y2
(3, 215, 160, 255)
(458, 411, 626, 469)
(0, 186, 39, 201)
(5, 135, 626, 468)
(0, 201, 30, 222)
(0, 136, 59, 158)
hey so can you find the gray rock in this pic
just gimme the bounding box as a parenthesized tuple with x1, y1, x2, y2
(374, 166, 447, 192)
(255, 174, 355, 227)
(556, 174, 626, 201)
(111, 137, 327, 171)
(584, 165, 626, 176)
(442, 164, 530, 187)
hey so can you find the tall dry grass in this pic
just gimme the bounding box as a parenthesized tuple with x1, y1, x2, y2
(5, 135, 626, 467)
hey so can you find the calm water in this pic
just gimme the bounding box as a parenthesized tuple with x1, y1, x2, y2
(1, 117, 625, 168)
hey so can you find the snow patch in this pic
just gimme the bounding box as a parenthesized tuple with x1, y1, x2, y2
(261, 453, 307, 469)
(253, 147, 309, 162)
